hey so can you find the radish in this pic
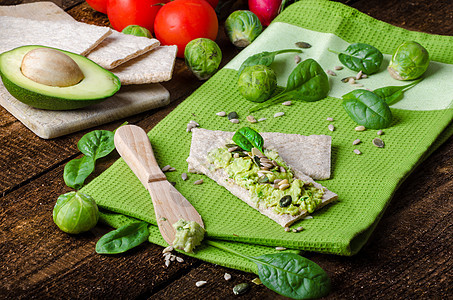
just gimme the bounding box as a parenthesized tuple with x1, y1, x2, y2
(248, 0, 282, 27)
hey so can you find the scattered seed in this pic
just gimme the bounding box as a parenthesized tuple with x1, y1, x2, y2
(292, 229, 298, 233)
(294, 55, 301, 64)
(230, 118, 239, 124)
(356, 70, 363, 80)
(162, 246, 174, 253)
(251, 148, 264, 157)
(233, 283, 250, 295)
(181, 173, 188, 181)
(216, 111, 226, 117)
(377, 130, 384, 136)
(163, 253, 171, 259)
(251, 278, 262, 285)
(352, 139, 361, 145)
(341, 77, 352, 83)
(272, 160, 279, 167)
(348, 77, 356, 84)
(224, 273, 232, 281)
(233, 153, 240, 158)
(296, 226, 304, 232)
(279, 166, 286, 173)
(274, 179, 283, 185)
(274, 112, 285, 118)
(352, 83, 364, 87)
(228, 146, 239, 152)
(275, 246, 287, 251)
(258, 118, 267, 122)
(273, 184, 279, 189)
(361, 74, 368, 79)
(279, 195, 292, 207)
(196, 281, 207, 287)
(165, 260, 170, 267)
(170, 255, 176, 261)
(295, 41, 312, 48)
(373, 137, 385, 148)
(354, 149, 362, 155)
(176, 257, 184, 263)
(355, 125, 366, 131)
(194, 179, 204, 185)
(284, 227, 291, 232)
(328, 124, 335, 132)
(228, 111, 239, 120)
(303, 215, 314, 220)
(190, 120, 199, 126)
(260, 162, 274, 169)
(186, 123, 196, 132)
(326, 117, 334, 121)
(161, 165, 171, 172)
(326, 69, 337, 76)
(282, 100, 292, 106)
(246, 115, 257, 123)
(279, 183, 290, 191)
(168, 167, 176, 172)
(259, 157, 272, 163)
(278, 179, 288, 186)
(334, 65, 343, 70)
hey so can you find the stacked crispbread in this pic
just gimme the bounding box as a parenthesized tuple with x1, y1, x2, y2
(187, 128, 337, 227)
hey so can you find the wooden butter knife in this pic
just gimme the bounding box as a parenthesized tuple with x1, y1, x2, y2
(114, 125, 204, 245)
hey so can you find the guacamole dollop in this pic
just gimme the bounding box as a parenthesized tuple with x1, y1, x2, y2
(172, 219, 206, 253)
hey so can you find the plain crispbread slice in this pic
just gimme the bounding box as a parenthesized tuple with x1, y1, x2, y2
(111, 46, 178, 85)
(186, 128, 337, 227)
(0, 16, 111, 55)
(86, 31, 160, 70)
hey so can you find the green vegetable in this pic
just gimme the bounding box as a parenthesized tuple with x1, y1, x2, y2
(250, 58, 329, 112)
(207, 240, 331, 299)
(77, 130, 115, 160)
(63, 155, 95, 189)
(121, 25, 152, 38)
(232, 127, 264, 153)
(387, 41, 430, 80)
(53, 191, 99, 234)
(225, 10, 263, 48)
(237, 65, 277, 102)
(329, 43, 383, 74)
(96, 222, 149, 254)
(342, 89, 393, 129)
(373, 78, 423, 105)
(239, 49, 303, 74)
(184, 38, 222, 80)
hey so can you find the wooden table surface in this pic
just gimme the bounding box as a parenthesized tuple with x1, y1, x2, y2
(1, 0, 452, 299)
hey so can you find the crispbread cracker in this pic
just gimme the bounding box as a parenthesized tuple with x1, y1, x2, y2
(86, 31, 160, 69)
(0, 2, 74, 22)
(186, 128, 337, 227)
(0, 16, 111, 55)
(111, 45, 178, 85)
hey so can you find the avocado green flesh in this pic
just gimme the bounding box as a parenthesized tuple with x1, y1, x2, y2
(172, 219, 206, 253)
(0, 45, 121, 110)
(208, 147, 324, 215)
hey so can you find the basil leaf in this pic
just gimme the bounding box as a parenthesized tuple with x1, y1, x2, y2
(373, 78, 422, 105)
(250, 58, 329, 112)
(63, 156, 95, 190)
(255, 253, 331, 299)
(239, 49, 302, 74)
(329, 43, 383, 74)
(342, 89, 393, 129)
(96, 222, 149, 254)
(232, 127, 264, 153)
(77, 130, 115, 161)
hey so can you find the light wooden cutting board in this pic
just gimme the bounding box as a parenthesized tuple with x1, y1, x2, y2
(0, 2, 170, 139)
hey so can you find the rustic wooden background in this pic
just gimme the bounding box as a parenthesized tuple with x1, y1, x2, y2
(0, 0, 452, 299)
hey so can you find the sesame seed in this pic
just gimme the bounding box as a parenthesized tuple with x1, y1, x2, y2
(161, 165, 171, 172)
(216, 111, 226, 117)
(328, 124, 335, 131)
(196, 281, 207, 287)
(326, 117, 334, 121)
(352, 139, 361, 145)
(282, 101, 292, 106)
(258, 118, 267, 122)
(334, 66, 344, 70)
(274, 112, 285, 118)
(230, 118, 239, 124)
(275, 246, 287, 251)
(354, 149, 362, 155)
(377, 130, 384, 135)
(224, 273, 232, 281)
(194, 179, 204, 185)
(355, 125, 366, 131)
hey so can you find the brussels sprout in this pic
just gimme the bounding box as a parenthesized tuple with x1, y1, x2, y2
(237, 65, 277, 102)
(121, 25, 152, 38)
(225, 10, 263, 48)
(184, 38, 222, 80)
(53, 191, 99, 234)
(387, 41, 430, 80)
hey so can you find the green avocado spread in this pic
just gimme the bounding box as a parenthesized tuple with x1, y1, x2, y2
(172, 219, 206, 253)
(207, 145, 324, 215)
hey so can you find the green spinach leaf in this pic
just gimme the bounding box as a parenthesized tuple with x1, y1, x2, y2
(206, 240, 331, 299)
(63, 155, 95, 189)
(373, 78, 422, 105)
(329, 43, 383, 74)
(96, 222, 149, 254)
(77, 130, 115, 161)
(239, 49, 302, 74)
(342, 89, 393, 129)
(232, 127, 264, 153)
(250, 58, 329, 112)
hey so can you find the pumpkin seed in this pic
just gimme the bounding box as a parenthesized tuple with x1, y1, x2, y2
(295, 41, 312, 48)
(228, 111, 238, 120)
(196, 281, 207, 287)
(233, 283, 250, 295)
(279, 195, 292, 207)
(216, 111, 226, 117)
(373, 137, 385, 148)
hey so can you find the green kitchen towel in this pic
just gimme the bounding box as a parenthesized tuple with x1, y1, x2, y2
(82, 0, 453, 273)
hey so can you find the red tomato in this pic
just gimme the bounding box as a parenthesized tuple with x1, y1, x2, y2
(86, 0, 108, 14)
(154, 0, 218, 58)
(107, 0, 169, 33)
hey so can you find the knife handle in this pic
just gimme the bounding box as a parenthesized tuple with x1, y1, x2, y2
(114, 125, 166, 187)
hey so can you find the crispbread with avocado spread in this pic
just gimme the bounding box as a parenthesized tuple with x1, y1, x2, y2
(187, 128, 337, 227)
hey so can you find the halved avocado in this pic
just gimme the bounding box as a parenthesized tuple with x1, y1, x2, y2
(0, 45, 121, 110)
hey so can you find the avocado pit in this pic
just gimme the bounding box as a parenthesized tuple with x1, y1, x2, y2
(21, 48, 84, 87)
